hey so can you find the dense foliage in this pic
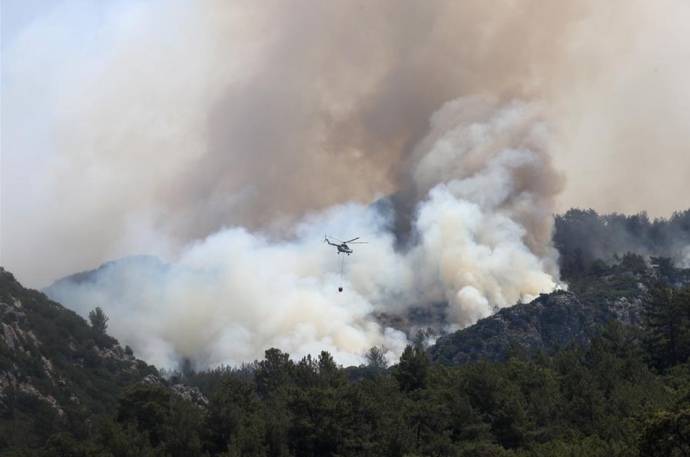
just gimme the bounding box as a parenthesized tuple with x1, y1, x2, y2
(5, 287, 690, 456)
(88, 307, 109, 334)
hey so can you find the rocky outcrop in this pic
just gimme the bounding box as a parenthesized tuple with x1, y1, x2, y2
(171, 383, 209, 407)
(140, 373, 209, 407)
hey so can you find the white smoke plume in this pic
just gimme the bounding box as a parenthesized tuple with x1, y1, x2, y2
(47, 97, 561, 368)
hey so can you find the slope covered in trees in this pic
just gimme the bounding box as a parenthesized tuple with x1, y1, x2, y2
(3, 264, 690, 456)
(12, 319, 690, 457)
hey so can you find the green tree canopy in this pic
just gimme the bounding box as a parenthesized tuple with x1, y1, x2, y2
(88, 306, 109, 334)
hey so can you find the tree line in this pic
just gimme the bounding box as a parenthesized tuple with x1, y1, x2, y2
(554, 208, 690, 279)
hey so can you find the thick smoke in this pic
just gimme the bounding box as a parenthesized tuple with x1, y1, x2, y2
(4, 1, 690, 366)
(5, 0, 690, 286)
(47, 97, 561, 368)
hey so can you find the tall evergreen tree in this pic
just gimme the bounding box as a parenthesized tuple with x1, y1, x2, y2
(88, 307, 109, 334)
(365, 346, 388, 370)
(644, 285, 690, 369)
(395, 344, 429, 392)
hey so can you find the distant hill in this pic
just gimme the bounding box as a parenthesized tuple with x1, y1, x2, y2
(47, 254, 168, 288)
(0, 267, 158, 448)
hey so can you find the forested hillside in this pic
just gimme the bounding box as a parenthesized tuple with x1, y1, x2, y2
(3, 262, 690, 456)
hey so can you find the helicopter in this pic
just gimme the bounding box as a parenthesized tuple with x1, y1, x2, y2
(324, 235, 367, 255)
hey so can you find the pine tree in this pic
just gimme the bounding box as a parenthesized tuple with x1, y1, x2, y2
(256, 348, 293, 398)
(365, 346, 388, 370)
(395, 344, 429, 392)
(88, 307, 109, 334)
(644, 285, 690, 369)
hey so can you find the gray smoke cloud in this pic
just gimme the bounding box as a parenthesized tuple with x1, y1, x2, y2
(47, 96, 562, 368)
(3, 0, 690, 366)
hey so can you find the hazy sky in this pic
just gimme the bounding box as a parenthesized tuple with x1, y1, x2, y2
(2, 0, 690, 287)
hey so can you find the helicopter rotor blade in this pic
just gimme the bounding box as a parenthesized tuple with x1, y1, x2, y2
(343, 237, 360, 243)
(348, 241, 367, 244)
